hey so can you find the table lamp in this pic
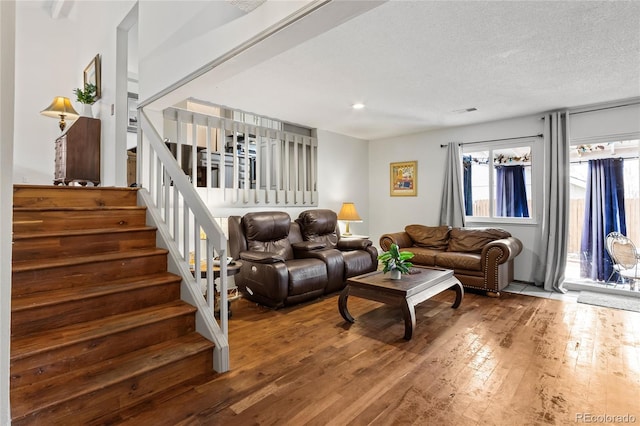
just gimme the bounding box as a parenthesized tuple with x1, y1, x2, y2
(41, 96, 79, 131)
(337, 202, 362, 236)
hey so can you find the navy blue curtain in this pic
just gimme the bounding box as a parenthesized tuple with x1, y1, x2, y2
(580, 158, 626, 281)
(495, 165, 529, 217)
(463, 155, 473, 216)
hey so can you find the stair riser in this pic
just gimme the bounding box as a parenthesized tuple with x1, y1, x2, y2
(12, 349, 213, 426)
(13, 209, 147, 233)
(11, 313, 197, 389)
(12, 229, 157, 262)
(12, 254, 168, 297)
(11, 281, 181, 338)
(13, 185, 138, 208)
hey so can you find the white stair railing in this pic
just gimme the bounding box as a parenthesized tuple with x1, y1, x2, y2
(137, 110, 230, 373)
(163, 105, 318, 207)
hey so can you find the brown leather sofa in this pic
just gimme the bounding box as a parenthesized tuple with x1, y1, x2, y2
(228, 210, 377, 308)
(380, 225, 523, 295)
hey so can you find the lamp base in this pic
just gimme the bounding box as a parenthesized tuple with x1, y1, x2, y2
(343, 221, 352, 236)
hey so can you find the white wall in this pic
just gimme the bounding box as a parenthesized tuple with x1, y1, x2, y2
(14, 0, 135, 186)
(571, 102, 640, 142)
(315, 130, 370, 236)
(0, 1, 15, 422)
(369, 114, 545, 283)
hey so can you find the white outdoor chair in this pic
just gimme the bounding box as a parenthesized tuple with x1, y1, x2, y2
(609, 234, 640, 287)
(605, 232, 625, 283)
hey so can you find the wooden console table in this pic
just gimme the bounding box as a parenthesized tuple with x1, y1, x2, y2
(54, 117, 100, 186)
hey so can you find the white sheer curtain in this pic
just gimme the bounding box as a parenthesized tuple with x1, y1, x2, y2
(440, 142, 466, 227)
(535, 111, 569, 292)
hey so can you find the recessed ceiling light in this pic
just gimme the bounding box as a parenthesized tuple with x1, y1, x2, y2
(352, 103, 365, 110)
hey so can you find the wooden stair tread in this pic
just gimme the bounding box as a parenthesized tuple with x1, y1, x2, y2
(11, 272, 180, 312)
(11, 247, 168, 273)
(13, 206, 146, 212)
(11, 300, 196, 361)
(12, 225, 157, 240)
(14, 184, 138, 192)
(10, 332, 213, 419)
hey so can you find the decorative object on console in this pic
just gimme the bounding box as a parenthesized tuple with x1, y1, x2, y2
(337, 202, 362, 236)
(390, 161, 417, 196)
(378, 243, 414, 280)
(74, 82, 96, 117)
(41, 96, 79, 131)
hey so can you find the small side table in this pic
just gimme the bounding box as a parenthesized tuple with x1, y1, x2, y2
(191, 260, 243, 318)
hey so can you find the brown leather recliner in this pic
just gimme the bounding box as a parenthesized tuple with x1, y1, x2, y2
(228, 211, 329, 308)
(296, 209, 378, 293)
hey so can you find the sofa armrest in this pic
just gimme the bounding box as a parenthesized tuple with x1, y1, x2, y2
(379, 232, 414, 251)
(239, 251, 286, 264)
(337, 238, 372, 251)
(480, 237, 523, 266)
(292, 241, 327, 254)
(482, 237, 522, 276)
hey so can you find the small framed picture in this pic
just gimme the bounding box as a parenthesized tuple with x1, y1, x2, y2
(83, 54, 101, 100)
(390, 161, 417, 196)
(127, 92, 138, 133)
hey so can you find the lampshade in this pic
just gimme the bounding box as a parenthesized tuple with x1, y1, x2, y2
(337, 202, 362, 236)
(41, 96, 79, 131)
(337, 202, 362, 222)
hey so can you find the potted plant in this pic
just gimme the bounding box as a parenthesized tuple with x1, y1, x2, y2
(378, 243, 414, 279)
(74, 83, 96, 116)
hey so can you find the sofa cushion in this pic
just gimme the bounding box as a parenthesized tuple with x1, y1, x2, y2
(297, 209, 339, 248)
(405, 247, 439, 267)
(343, 250, 375, 277)
(447, 228, 511, 253)
(405, 225, 450, 250)
(243, 212, 294, 260)
(435, 251, 482, 272)
(285, 259, 327, 296)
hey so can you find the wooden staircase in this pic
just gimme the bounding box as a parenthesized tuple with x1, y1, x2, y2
(10, 185, 215, 425)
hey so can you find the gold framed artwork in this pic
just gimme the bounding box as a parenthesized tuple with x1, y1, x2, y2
(390, 161, 417, 196)
(83, 54, 101, 100)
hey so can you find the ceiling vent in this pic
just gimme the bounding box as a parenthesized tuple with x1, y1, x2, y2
(452, 107, 478, 114)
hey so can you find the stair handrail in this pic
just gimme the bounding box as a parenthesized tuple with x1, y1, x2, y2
(137, 109, 230, 373)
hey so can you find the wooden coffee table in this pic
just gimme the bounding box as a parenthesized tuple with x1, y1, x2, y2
(339, 266, 464, 340)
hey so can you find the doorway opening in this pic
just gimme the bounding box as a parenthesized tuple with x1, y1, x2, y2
(565, 139, 640, 296)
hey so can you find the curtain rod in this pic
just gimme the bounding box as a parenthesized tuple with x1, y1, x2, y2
(440, 134, 542, 148)
(570, 154, 639, 164)
(570, 100, 640, 116)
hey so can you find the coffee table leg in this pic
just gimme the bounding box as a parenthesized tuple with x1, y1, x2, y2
(401, 299, 416, 340)
(451, 282, 464, 308)
(338, 286, 355, 323)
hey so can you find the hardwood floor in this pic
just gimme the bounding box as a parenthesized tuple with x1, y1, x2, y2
(112, 289, 640, 425)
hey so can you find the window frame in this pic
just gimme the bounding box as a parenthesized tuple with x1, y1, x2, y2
(461, 138, 541, 226)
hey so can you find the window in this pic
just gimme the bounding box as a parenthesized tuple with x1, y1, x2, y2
(462, 141, 538, 222)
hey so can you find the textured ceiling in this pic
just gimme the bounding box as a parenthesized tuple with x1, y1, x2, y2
(162, 0, 640, 140)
